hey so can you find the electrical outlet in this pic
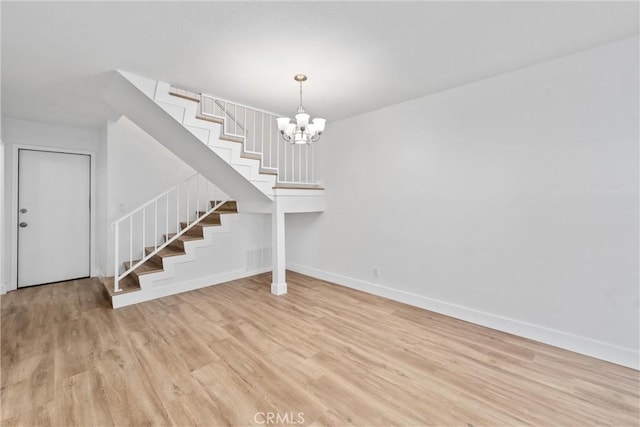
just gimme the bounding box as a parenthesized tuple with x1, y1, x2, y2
(373, 267, 379, 278)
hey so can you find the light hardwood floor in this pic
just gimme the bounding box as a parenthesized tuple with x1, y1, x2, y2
(1, 272, 638, 426)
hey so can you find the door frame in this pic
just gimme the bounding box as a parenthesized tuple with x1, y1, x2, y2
(10, 144, 97, 291)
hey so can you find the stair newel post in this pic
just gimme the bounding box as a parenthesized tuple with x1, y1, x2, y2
(276, 116, 280, 177)
(114, 222, 121, 293)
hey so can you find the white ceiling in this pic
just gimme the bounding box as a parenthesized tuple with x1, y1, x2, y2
(2, 1, 638, 129)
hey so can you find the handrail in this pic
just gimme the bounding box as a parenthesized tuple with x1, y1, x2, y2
(111, 173, 198, 227)
(200, 92, 281, 117)
(112, 173, 226, 293)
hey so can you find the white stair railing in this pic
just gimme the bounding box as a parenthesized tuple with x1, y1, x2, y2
(199, 93, 319, 185)
(111, 173, 229, 293)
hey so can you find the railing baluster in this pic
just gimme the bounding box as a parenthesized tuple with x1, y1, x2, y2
(299, 143, 302, 182)
(269, 117, 272, 168)
(223, 101, 227, 134)
(305, 144, 308, 183)
(114, 222, 120, 292)
(186, 182, 190, 226)
(312, 144, 315, 183)
(142, 206, 146, 257)
(234, 104, 237, 135)
(196, 175, 200, 220)
(129, 216, 133, 270)
(166, 193, 169, 243)
(154, 199, 158, 250)
(176, 189, 180, 234)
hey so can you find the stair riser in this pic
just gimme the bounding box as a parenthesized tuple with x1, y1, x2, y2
(167, 239, 185, 251)
(144, 248, 187, 266)
(183, 226, 204, 238)
(149, 254, 164, 266)
(211, 200, 238, 211)
(196, 213, 222, 225)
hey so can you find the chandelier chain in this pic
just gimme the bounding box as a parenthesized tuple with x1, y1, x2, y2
(298, 80, 305, 113)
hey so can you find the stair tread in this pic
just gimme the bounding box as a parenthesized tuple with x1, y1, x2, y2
(180, 221, 205, 228)
(169, 87, 200, 102)
(165, 233, 204, 242)
(190, 218, 222, 226)
(259, 168, 279, 176)
(196, 211, 224, 219)
(102, 275, 140, 298)
(273, 184, 325, 190)
(145, 245, 186, 258)
(123, 259, 164, 275)
(195, 114, 223, 124)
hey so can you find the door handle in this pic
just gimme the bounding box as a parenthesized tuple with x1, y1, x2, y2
(19, 208, 28, 214)
(19, 222, 28, 228)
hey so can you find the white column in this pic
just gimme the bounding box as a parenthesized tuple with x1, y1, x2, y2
(271, 197, 287, 295)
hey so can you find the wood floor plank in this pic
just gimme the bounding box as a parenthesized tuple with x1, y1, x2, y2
(1, 274, 638, 426)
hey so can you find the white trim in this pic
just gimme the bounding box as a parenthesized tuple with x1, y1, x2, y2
(287, 263, 640, 370)
(271, 282, 287, 295)
(112, 267, 271, 308)
(10, 144, 97, 291)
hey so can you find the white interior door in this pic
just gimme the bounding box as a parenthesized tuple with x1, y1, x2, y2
(18, 149, 91, 287)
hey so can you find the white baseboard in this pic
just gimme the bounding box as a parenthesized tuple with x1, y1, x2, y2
(287, 263, 639, 370)
(112, 267, 271, 308)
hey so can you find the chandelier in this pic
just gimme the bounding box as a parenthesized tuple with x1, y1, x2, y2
(277, 74, 326, 144)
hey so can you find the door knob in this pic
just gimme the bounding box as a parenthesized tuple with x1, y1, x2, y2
(19, 222, 27, 228)
(19, 208, 27, 214)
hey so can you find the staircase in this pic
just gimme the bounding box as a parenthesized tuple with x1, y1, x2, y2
(101, 70, 325, 308)
(104, 200, 238, 297)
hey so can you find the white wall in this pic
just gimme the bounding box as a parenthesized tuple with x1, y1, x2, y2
(286, 37, 639, 368)
(2, 118, 101, 290)
(96, 126, 108, 277)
